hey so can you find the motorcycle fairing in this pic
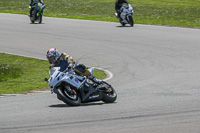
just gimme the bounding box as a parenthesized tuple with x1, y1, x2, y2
(79, 82, 103, 103)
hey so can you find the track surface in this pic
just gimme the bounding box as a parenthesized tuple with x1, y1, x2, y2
(1, 13, 200, 133)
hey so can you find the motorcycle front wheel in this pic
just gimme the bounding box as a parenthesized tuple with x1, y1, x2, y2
(57, 87, 81, 106)
(37, 13, 42, 23)
(128, 16, 134, 27)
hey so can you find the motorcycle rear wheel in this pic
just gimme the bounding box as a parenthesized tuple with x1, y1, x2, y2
(57, 87, 81, 106)
(30, 18, 35, 23)
(30, 13, 35, 23)
(102, 86, 117, 103)
(120, 21, 126, 27)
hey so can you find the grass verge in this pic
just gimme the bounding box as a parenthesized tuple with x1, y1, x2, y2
(0, 0, 199, 28)
(0, 53, 107, 94)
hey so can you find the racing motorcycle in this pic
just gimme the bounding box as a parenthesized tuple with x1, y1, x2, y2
(115, 3, 134, 27)
(29, 3, 45, 23)
(46, 65, 117, 106)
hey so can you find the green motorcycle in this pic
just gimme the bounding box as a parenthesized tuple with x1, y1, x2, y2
(29, 3, 45, 23)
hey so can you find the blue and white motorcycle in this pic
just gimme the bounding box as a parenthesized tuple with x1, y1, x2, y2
(47, 65, 117, 106)
(115, 3, 134, 27)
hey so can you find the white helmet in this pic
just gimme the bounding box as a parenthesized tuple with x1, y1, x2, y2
(46, 48, 60, 64)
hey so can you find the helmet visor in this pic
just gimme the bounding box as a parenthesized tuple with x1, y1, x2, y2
(47, 56, 56, 64)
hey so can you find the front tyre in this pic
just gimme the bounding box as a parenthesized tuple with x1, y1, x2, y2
(38, 13, 42, 23)
(57, 87, 81, 106)
(102, 86, 117, 103)
(128, 16, 134, 27)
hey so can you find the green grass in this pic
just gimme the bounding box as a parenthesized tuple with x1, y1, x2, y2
(0, 53, 106, 94)
(0, 0, 199, 28)
(0, 64, 22, 82)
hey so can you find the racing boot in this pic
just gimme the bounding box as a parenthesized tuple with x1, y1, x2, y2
(88, 74, 102, 85)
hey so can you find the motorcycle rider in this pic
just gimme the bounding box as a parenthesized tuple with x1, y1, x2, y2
(46, 48, 101, 85)
(115, 0, 129, 21)
(29, 0, 44, 17)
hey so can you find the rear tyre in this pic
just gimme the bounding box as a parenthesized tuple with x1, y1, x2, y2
(30, 18, 34, 23)
(102, 85, 117, 103)
(120, 21, 125, 27)
(57, 87, 81, 106)
(30, 11, 35, 23)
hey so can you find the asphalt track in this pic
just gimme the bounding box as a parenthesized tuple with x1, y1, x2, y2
(1, 13, 200, 133)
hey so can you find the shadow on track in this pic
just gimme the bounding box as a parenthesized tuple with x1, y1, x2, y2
(29, 23, 45, 24)
(116, 25, 133, 28)
(49, 102, 117, 108)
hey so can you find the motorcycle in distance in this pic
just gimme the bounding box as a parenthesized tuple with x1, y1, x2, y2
(115, 3, 134, 27)
(29, 3, 45, 23)
(46, 63, 117, 106)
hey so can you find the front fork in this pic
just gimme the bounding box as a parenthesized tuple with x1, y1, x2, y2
(126, 14, 131, 22)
